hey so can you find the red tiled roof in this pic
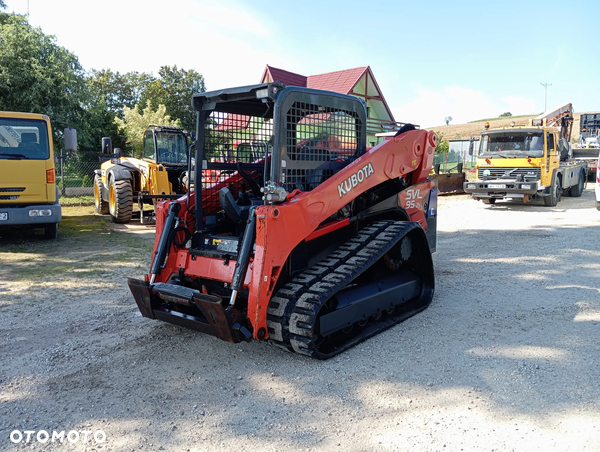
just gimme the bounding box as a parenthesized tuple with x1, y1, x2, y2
(262, 65, 307, 87)
(258, 64, 396, 123)
(307, 67, 368, 94)
(215, 114, 250, 131)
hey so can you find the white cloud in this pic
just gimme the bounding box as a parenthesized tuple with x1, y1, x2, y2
(8, 0, 288, 91)
(501, 95, 538, 116)
(393, 87, 537, 128)
(188, 2, 271, 37)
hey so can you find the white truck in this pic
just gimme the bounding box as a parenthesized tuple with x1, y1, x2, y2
(596, 150, 600, 210)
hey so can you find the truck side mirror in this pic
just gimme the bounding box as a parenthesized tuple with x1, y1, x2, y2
(468, 136, 474, 156)
(64, 128, 77, 152)
(113, 148, 122, 159)
(102, 137, 113, 155)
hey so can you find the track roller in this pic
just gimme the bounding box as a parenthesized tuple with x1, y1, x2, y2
(267, 220, 434, 359)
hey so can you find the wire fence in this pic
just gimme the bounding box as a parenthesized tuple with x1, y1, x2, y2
(433, 140, 478, 173)
(56, 153, 103, 197)
(56, 143, 480, 198)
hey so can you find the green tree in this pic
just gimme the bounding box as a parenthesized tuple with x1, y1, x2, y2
(0, 0, 7, 21)
(77, 96, 126, 152)
(435, 133, 449, 154)
(0, 14, 123, 153)
(114, 101, 179, 157)
(88, 69, 155, 118)
(0, 0, 6, 19)
(500, 112, 512, 117)
(139, 65, 205, 132)
(0, 15, 87, 123)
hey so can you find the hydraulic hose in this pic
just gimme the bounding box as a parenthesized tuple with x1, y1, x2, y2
(229, 207, 256, 306)
(149, 202, 181, 284)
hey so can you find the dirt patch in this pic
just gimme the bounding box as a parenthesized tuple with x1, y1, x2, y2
(1, 190, 599, 451)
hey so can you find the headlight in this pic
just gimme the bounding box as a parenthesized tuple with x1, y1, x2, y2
(521, 184, 531, 190)
(29, 209, 52, 217)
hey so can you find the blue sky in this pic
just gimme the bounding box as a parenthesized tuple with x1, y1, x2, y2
(5, 0, 600, 127)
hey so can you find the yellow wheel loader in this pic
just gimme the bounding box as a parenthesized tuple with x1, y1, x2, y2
(94, 125, 191, 223)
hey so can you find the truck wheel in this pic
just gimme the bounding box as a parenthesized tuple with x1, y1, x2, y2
(94, 175, 109, 214)
(568, 170, 585, 197)
(544, 173, 561, 207)
(43, 223, 58, 239)
(109, 179, 133, 223)
(482, 198, 496, 204)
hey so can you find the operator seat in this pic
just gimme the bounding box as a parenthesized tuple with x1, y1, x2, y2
(219, 187, 244, 225)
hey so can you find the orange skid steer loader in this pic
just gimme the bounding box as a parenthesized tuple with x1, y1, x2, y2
(128, 82, 438, 359)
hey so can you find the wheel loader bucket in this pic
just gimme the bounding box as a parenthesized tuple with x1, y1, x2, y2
(430, 172, 466, 195)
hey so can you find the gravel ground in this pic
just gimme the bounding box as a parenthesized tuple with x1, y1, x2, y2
(1, 185, 599, 452)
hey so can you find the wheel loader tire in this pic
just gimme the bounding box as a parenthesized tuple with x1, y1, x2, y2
(109, 179, 133, 223)
(94, 175, 109, 214)
(544, 172, 561, 207)
(568, 170, 585, 197)
(482, 198, 496, 204)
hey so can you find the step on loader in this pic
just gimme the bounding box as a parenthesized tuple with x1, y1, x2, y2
(128, 82, 438, 359)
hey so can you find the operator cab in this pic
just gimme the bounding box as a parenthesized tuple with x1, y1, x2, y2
(189, 82, 367, 258)
(143, 125, 189, 165)
(143, 125, 191, 193)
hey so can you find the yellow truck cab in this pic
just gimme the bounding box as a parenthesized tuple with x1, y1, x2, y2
(0, 111, 76, 239)
(464, 104, 587, 207)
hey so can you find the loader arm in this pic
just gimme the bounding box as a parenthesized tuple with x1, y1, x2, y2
(129, 82, 439, 358)
(247, 129, 437, 338)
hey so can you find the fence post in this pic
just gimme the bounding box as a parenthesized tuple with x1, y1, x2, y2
(60, 153, 66, 197)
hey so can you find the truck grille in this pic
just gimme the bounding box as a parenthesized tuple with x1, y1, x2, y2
(0, 195, 20, 200)
(478, 167, 541, 180)
(0, 187, 26, 192)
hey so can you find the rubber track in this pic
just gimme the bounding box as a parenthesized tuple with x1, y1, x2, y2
(111, 180, 133, 223)
(267, 220, 428, 359)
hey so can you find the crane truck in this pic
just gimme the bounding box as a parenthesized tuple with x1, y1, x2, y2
(94, 125, 190, 223)
(464, 104, 587, 206)
(128, 82, 438, 359)
(0, 111, 76, 239)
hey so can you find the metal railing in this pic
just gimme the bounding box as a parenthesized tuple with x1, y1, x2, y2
(366, 117, 413, 136)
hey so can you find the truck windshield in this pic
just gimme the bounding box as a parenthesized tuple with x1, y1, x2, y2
(156, 132, 188, 164)
(479, 131, 544, 158)
(0, 118, 50, 160)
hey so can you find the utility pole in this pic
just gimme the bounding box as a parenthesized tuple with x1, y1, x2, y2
(540, 82, 552, 112)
